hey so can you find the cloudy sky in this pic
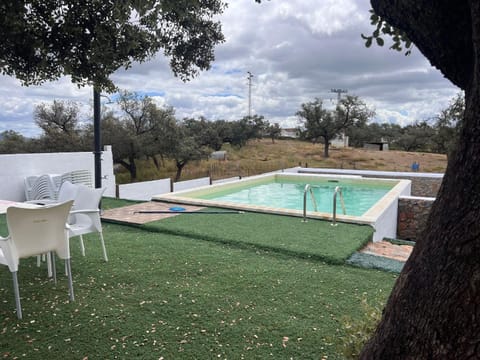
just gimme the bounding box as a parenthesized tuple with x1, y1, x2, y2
(0, 0, 460, 137)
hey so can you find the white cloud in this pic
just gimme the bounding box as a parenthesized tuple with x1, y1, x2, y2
(0, 0, 459, 137)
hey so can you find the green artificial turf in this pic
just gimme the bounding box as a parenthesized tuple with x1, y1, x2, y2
(139, 209, 373, 265)
(0, 199, 396, 359)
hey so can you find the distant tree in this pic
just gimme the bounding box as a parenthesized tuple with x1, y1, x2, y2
(296, 98, 340, 158)
(113, 91, 176, 181)
(336, 95, 375, 132)
(395, 121, 435, 152)
(0, 130, 31, 154)
(249, 115, 269, 140)
(224, 116, 265, 148)
(267, 123, 282, 143)
(93, 112, 131, 169)
(431, 93, 464, 155)
(167, 122, 210, 181)
(211, 120, 234, 145)
(378, 123, 403, 145)
(183, 117, 223, 151)
(33, 100, 85, 152)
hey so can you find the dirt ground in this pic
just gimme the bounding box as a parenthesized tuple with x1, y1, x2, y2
(325, 146, 447, 173)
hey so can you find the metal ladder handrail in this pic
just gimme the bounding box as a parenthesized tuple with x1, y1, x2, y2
(302, 184, 318, 222)
(331, 186, 346, 226)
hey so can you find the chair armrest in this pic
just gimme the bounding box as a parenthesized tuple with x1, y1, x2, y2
(70, 209, 100, 215)
(24, 199, 57, 205)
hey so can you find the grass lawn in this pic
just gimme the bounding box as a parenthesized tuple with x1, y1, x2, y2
(0, 199, 397, 359)
(139, 209, 373, 265)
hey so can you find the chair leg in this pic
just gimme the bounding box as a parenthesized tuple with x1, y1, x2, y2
(79, 235, 85, 256)
(99, 232, 108, 262)
(12, 271, 22, 320)
(51, 253, 57, 285)
(65, 259, 75, 302)
(45, 252, 53, 277)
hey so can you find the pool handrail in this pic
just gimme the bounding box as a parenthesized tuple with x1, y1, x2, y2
(332, 186, 346, 226)
(302, 184, 318, 222)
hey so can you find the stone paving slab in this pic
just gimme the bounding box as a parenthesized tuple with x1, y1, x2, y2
(101, 202, 204, 224)
(360, 241, 413, 262)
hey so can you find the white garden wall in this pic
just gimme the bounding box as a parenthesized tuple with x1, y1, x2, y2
(0, 146, 115, 201)
(173, 177, 210, 192)
(118, 178, 171, 201)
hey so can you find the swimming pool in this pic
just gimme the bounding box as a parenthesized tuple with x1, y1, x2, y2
(197, 177, 392, 216)
(153, 172, 412, 241)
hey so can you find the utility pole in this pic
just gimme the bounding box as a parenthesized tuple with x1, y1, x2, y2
(331, 88, 348, 103)
(247, 71, 254, 118)
(331, 88, 349, 147)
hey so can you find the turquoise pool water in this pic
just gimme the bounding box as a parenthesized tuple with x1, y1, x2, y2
(198, 178, 393, 216)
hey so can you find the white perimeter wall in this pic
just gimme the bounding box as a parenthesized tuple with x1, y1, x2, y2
(0, 146, 115, 201)
(118, 178, 171, 201)
(173, 177, 210, 192)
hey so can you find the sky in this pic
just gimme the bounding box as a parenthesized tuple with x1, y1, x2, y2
(0, 0, 460, 137)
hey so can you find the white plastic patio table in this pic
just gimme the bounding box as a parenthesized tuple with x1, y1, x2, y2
(0, 200, 40, 214)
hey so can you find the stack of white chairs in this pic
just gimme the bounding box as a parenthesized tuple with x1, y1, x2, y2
(24, 170, 93, 203)
(60, 170, 93, 189)
(24, 174, 57, 203)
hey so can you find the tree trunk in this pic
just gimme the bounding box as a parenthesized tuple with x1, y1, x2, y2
(117, 159, 137, 182)
(175, 160, 186, 182)
(151, 155, 160, 170)
(322, 137, 330, 158)
(360, 1, 480, 358)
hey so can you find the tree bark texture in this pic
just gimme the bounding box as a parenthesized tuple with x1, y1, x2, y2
(360, 1, 480, 358)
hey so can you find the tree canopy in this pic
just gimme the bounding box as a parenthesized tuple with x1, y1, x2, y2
(297, 95, 374, 157)
(0, 0, 226, 91)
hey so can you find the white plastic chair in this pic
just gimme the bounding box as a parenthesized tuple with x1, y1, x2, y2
(36, 181, 79, 274)
(57, 181, 79, 204)
(68, 185, 108, 261)
(0, 201, 74, 319)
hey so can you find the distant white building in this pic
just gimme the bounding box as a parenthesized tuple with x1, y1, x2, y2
(280, 128, 298, 138)
(330, 132, 349, 148)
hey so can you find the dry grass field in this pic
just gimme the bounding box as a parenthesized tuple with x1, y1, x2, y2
(115, 138, 448, 183)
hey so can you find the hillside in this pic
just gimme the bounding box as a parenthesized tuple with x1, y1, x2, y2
(115, 139, 448, 184)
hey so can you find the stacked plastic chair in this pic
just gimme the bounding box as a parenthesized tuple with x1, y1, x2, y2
(24, 174, 57, 203)
(60, 170, 93, 189)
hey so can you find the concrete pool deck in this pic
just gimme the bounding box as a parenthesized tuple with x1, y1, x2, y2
(101, 201, 204, 224)
(101, 201, 413, 263)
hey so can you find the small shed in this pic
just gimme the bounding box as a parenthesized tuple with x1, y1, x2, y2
(363, 142, 389, 151)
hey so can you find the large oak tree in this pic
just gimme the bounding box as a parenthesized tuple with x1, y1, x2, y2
(360, 1, 480, 358)
(0, 1, 227, 91)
